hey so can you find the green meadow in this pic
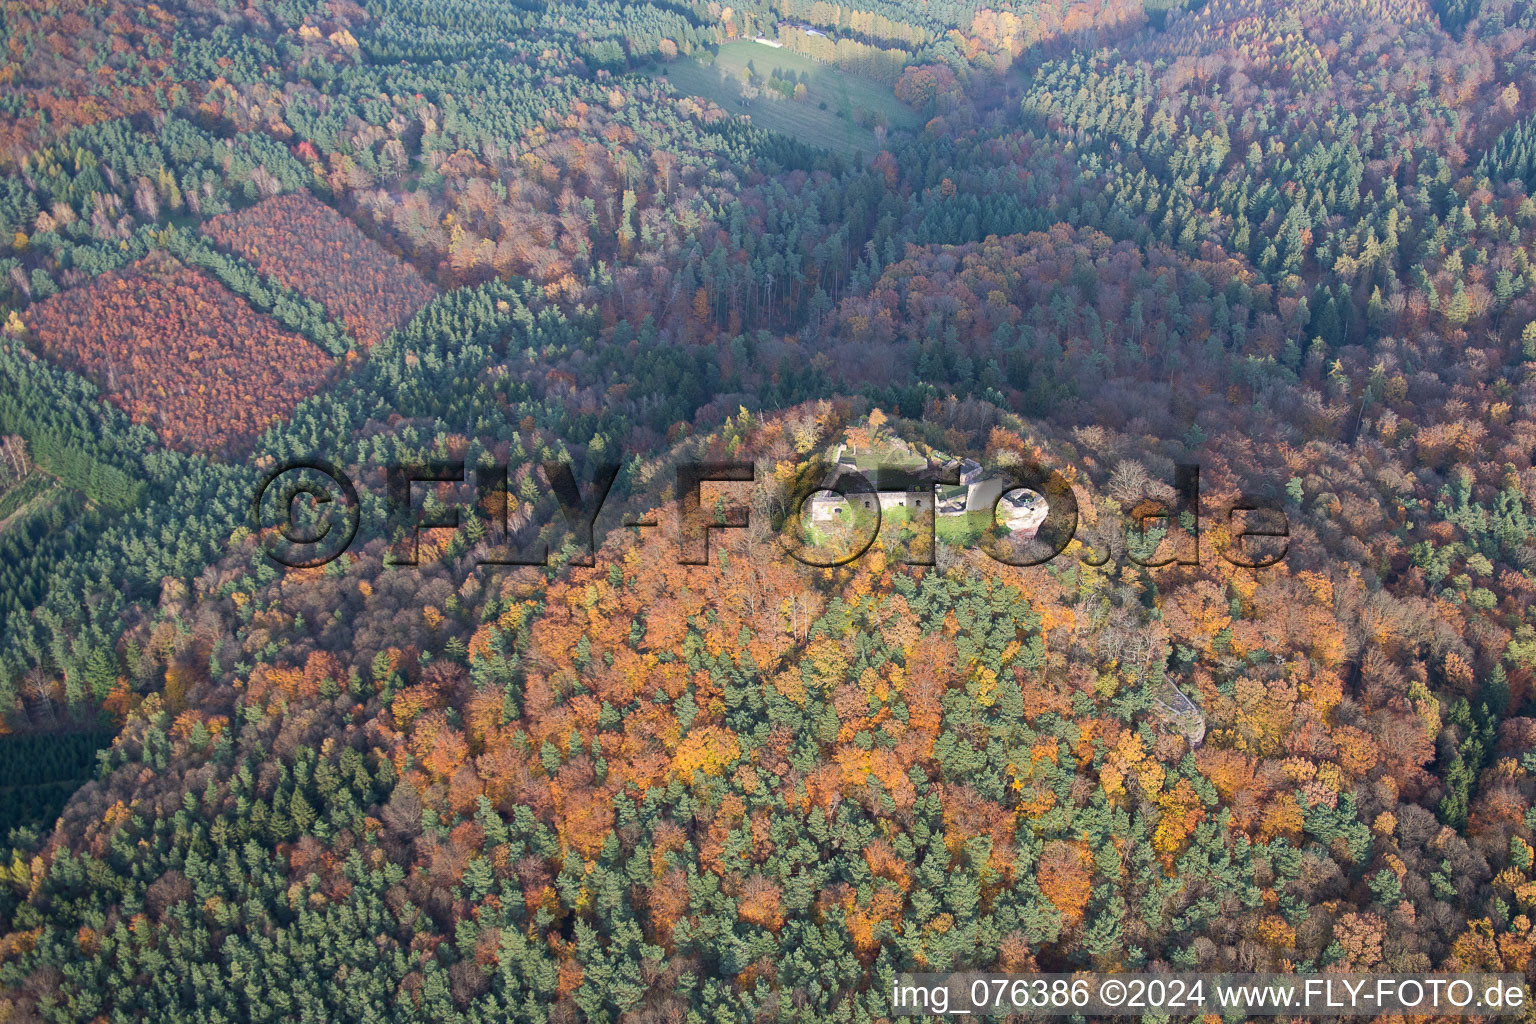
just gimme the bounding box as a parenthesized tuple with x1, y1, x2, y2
(651, 40, 919, 157)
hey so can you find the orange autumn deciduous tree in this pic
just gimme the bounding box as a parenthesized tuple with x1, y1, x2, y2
(893, 63, 958, 107)
(1332, 724, 1379, 778)
(203, 191, 434, 347)
(552, 780, 615, 859)
(391, 683, 445, 731)
(1160, 581, 1232, 658)
(27, 254, 332, 454)
(1036, 840, 1092, 927)
(647, 868, 690, 948)
(463, 687, 506, 750)
(736, 875, 785, 932)
(163, 661, 196, 712)
(699, 794, 745, 876)
(1194, 746, 1268, 831)
(650, 820, 689, 879)
(1333, 911, 1386, 970)
(410, 710, 469, 781)
(303, 650, 343, 694)
(1259, 792, 1304, 843)
(864, 839, 912, 891)
(843, 889, 903, 956)
(671, 726, 739, 781)
(1152, 778, 1205, 863)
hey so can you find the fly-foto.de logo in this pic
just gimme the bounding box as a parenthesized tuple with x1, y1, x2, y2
(250, 457, 1289, 571)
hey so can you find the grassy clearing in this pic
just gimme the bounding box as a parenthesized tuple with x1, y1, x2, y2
(0, 474, 59, 534)
(650, 41, 918, 157)
(846, 451, 925, 473)
(935, 509, 995, 547)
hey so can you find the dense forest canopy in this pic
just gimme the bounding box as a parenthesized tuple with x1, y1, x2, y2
(1, 0, 1536, 1020)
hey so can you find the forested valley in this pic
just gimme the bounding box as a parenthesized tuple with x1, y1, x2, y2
(2, 0, 1536, 1020)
